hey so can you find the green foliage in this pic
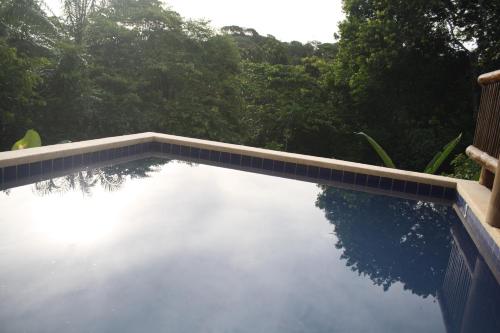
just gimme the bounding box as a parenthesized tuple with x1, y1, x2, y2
(424, 133, 462, 174)
(240, 58, 342, 155)
(359, 132, 461, 174)
(444, 153, 481, 181)
(356, 132, 396, 168)
(0, 0, 498, 181)
(11, 129, 41, 150)
(330, 0, 494, 170)
(0, 38, 44, 149)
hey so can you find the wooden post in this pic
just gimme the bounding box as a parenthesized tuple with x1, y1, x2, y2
(486, 157, 500, 227)
(479, 168, 495, 189)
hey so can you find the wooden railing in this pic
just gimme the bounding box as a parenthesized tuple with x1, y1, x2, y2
(466, 69, 500, 227)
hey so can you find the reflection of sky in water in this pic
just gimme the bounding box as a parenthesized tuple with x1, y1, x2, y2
(0, 160, 456, 332)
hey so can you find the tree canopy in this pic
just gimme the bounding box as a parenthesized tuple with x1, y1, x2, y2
(1, 0, 499, 176)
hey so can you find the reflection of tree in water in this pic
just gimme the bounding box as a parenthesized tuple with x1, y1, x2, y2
(34, 158, 169, 196)
(316, 186, 458, 297)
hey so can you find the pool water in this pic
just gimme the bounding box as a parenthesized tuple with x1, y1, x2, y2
(0, 158, 499, 332)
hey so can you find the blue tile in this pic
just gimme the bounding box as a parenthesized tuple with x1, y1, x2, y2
(241, 155, 252, 167)
(124, 145, 132, 155)
(171, 144, 181, 155)
(210, 151, 221, 162)
(379, 177, 392, 190)
(64, 156, 73, 169)
(284, 162, 296, 174)
(230, 154, 241, 165)
(319, 168, 331, 180)
(263, 159, 273, 171)
(296, 164, 307, 177)
(4, 166, 16, 182)
(456, 193, 465, 208)
(53, 158, 64, 171)
(343, 172, 355, 184)
(405, 181, 417, 194)
(430, 185, 444, 198)
(355, 174, 367, 186)
(444, 188, 456, 201)
(494, 245, 500, 263)
(147, 142, 157, 153)
(18, 164, 29, 178)
(83, 153, 92, 164)
(120, 146, 128, 156)
(456, 195, 466, 216)
(42, 160, 52, 173)
(29, 162, 42, 176)
(220, 152, 230, 163)
(91, 152, 99, 163)
(392, 179, 405, 192)
(307, 166, 319, 178)
(102, 150, 110, 161)
(273, 160, 284, 173)
(190, 147, 200, 158)
(199, 149, 210, 160)
(162, 143, 172, 154)
(366, 175, 380, 188)
(180, 146, 190, 157)
(417, 183, 431, 196)
(251, 157, 263, 169)
(332, 170, 343, 182)
(73, 154, 83, 168)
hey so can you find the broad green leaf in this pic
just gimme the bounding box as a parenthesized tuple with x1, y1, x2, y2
(11, 129, 42, 150)
(356, 132, 396, 168)
(424, 133, 462, 174)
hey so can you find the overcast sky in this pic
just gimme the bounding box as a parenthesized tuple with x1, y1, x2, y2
(44, 0, 344, 43)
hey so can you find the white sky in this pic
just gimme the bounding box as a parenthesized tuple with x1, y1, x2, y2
(44, 0, 344, 43)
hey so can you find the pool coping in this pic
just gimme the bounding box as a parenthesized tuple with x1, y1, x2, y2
(0, 132, 498, 281)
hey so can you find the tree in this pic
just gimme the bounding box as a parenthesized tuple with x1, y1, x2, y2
(0, 39, 43, 149)
(330, 0, 484, 170)
(316, 185, 455, 297)
(63, 0, 98, 44)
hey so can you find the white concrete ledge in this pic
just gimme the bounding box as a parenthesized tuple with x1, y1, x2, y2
(151, 133, 457, 188)
(0, 132, 456, 188)
(0, 133, 153, 168)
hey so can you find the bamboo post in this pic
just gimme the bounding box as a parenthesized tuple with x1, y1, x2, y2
(479, 168, 495, 189)
(486, 157, 500, 227)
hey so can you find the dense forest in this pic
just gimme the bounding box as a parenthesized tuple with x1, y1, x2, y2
(1, 0, 499, 175)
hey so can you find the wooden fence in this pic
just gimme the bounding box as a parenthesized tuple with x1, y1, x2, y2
(466, 70, 500, 227)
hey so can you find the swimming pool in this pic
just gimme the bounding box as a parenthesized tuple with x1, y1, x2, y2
(1, 157, 499, 332)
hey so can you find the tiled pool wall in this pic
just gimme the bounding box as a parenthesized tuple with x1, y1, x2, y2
(0, 141, 456, 202)
(151, 142, 457, 201)
(455, 194, 500, 279)
(0, 143, 152, 190)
